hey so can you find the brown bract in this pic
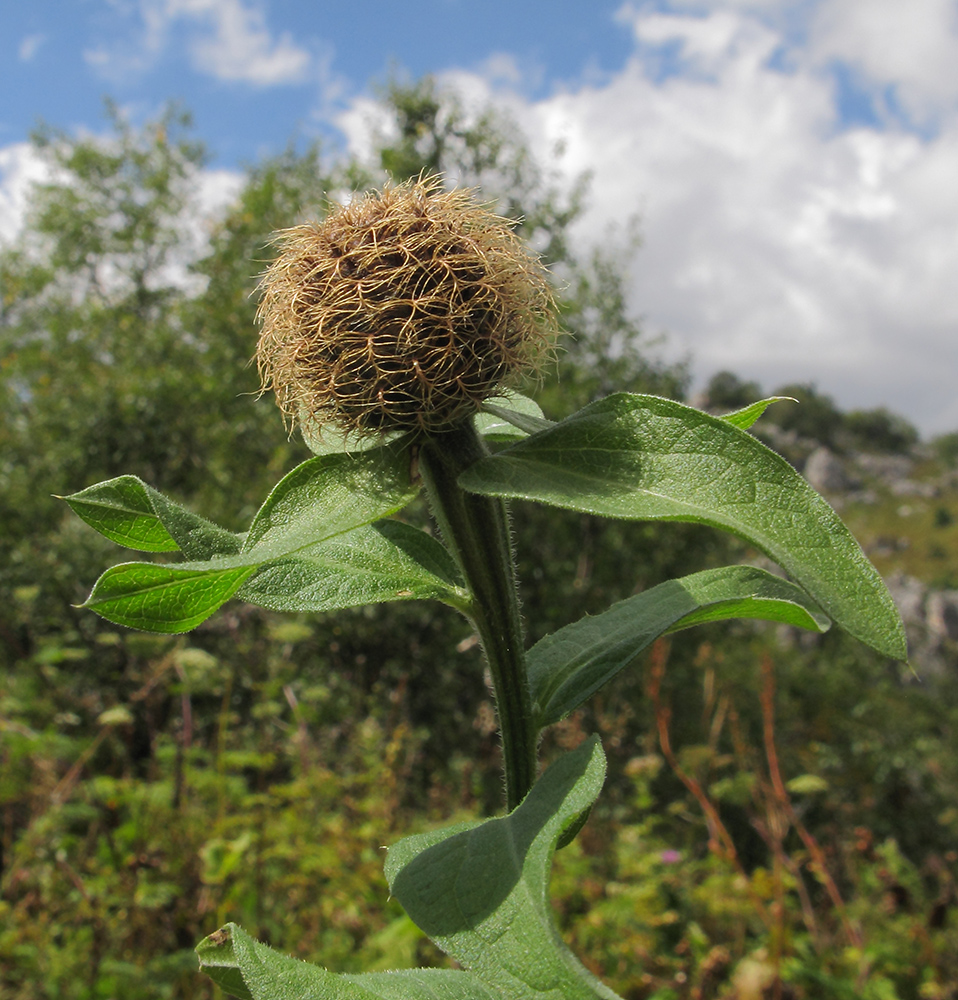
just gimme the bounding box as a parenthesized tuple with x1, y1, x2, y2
(255, 177, 556, 439)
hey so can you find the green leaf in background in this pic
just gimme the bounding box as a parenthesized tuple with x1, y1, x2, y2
(459, 393, 906, 661)
(720, 396, 795, 430)
(196, 922, 498, 1000)
(62, 476, 241, 557)
(386, 736, 621, 1000)
(298, 416, 400, 458)
(477, 393, 554, 441)
(527, 565, 831, 727)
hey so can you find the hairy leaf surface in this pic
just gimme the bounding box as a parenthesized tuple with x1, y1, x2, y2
(386, 737, 621, 999)
(459, 394, 906, 661)
(196, 923, 498, 1000)
(63, 476, 241, 557)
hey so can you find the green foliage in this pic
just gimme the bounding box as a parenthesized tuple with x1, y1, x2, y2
(718, 396, 794, 430)
(843, 407, 919, 454)
(198, 739, 615, 1000)
(65, 383, 907, 997)
(385, 738, 617, 1000)
(767, 383, 845, 449)
(0, 701, 443, 999)
(2, 102, 207, 495)
(65, 448, 465, 632)
(933, 430, 958, 467)
(702, 370, 763, 411)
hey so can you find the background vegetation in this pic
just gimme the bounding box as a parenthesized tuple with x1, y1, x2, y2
(1, 80, 956, 999)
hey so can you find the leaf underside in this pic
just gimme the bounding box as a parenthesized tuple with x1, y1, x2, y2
(527, 565, 831, 727)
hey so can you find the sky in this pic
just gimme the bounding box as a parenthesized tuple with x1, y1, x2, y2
(2, 0, 958, 436)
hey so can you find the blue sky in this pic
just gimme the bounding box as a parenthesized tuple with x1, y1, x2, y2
(1, 0, 635, 163)
(3, 0, 958, 435)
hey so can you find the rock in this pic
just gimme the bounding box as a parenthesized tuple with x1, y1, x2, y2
(889, 478, 938, 498)
(926, 591, 958, 641)
(856, 453, 913, 481)
(804, 447, 848, 492)
(886, 571, 927, 625)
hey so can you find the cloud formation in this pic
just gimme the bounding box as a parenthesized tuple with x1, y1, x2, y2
(0, 144, 50, 244)
(383, 1, 958, 434)
(86, 0, 311, 85)
(18, 34, 46, 62)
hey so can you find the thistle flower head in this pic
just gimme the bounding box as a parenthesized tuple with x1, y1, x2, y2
(255, 177, 556, 438)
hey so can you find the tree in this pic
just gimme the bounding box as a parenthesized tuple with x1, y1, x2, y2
(702, 370, 763, 411)
(768, 382, 844, 449)
(843, 407, 919, 454)
(0, 104, 226, 668)
(1, 103, 208, 500)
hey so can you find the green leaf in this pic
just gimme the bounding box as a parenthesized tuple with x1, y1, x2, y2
(237, 520, 468, 614)
(196, 922, 498, 1000)
(459, 393, 906, 661)
(243, 444, 417, 555)
(82, 521, 463, 633)
(386, 737, 621, 999)
(528, 565, 831, 727)
(78, 445, 462, 632)
(83, 561, 256, 633)
(62, 476, 242, 558)
(786, 773, 829, 795)
(720, 396, 795, 430)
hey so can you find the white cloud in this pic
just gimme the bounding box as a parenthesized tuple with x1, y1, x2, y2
(0, 143, 50, 245)
(160, 165, 245, 293)
(809, 0, 958, 122)
(19, 34, 46, 62)
(171, 0, 310, 84)
(338, 1, 958, 434)
(86, 0, 311, 86)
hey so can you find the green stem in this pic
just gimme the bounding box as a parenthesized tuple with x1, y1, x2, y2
(419, 420, 537, 811)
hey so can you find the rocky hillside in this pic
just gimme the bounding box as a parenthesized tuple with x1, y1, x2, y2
(699, 374, 958, 671)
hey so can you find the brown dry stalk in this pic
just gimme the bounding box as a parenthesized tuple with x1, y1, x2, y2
(647, 639, 771, 925)
(758, 655, 863, 951)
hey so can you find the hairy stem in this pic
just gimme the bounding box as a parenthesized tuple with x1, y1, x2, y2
(419, 420, 537, 811)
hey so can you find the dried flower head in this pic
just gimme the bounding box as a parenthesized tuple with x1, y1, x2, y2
(255, 177, 556, 438)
